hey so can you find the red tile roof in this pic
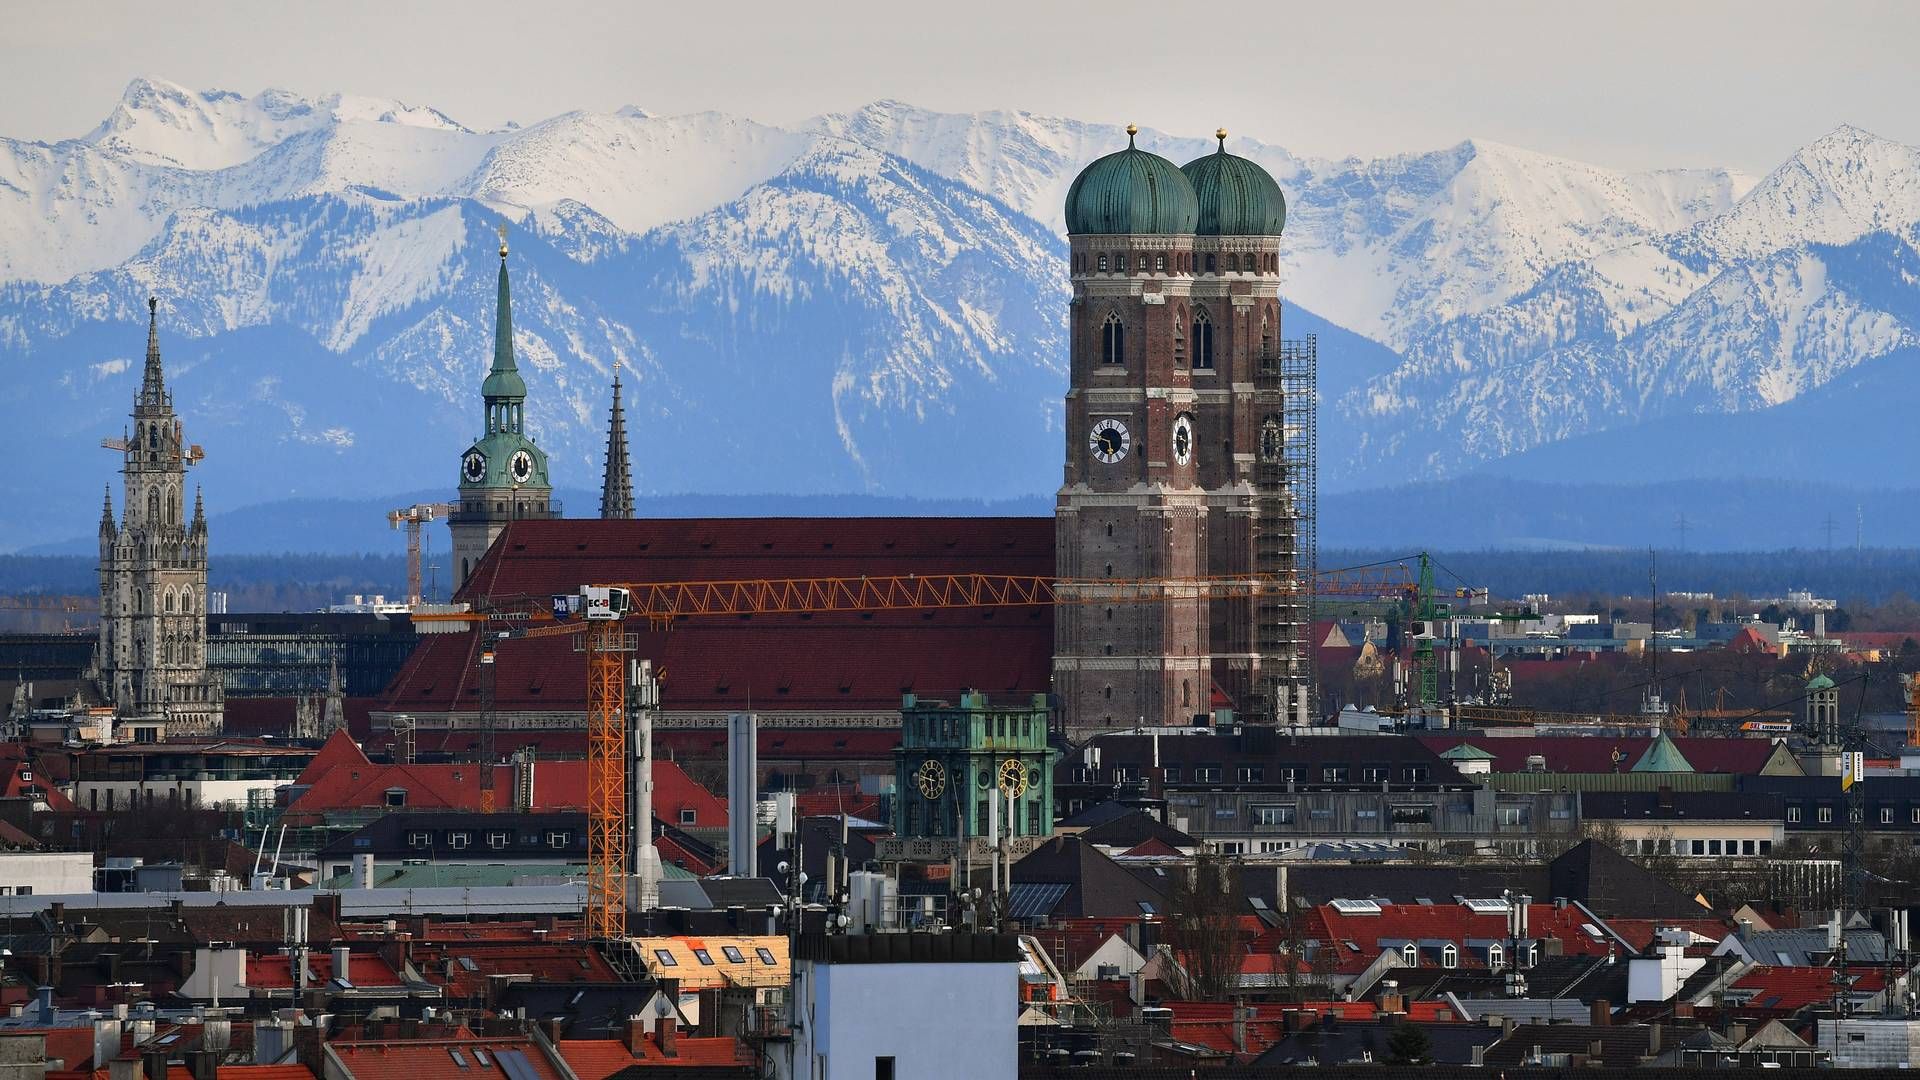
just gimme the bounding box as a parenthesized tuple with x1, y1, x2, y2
(1604, 917, 1732, 952)
(378, 518, 1054, 718)
(0, 756, 75, 810)
(1732, 965, 1887, 1011)
(286, 733, 724, 823)
(244, 951, 404, 990)
(416, 942, 618, 997)
(328, 1037, 563, 1080)
(558, 1035, 748, 1075)
(1305, 901, 1618, 974)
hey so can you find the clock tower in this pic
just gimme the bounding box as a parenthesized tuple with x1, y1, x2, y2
(450, 226, 556, 589)
(1055, 127, 1293, 732)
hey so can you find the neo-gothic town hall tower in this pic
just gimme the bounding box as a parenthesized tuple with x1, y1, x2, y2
(1054, 128, 1309, 731)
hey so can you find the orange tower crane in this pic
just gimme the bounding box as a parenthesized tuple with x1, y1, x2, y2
(387, 503, 453, 607)
(424, 563, 1419, 938)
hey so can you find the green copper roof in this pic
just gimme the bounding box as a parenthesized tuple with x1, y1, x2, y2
(1064, 128, 1199, 236)
(1439, 743, 1497, 760)
(481, 245, 526, 401)
(1630, 733, 1695, 773)
(1807, 674, 1836, 690)
(1181, 134, 1287, 236)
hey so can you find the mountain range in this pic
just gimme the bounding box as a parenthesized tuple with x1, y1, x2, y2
(2, 78, 1917, 553)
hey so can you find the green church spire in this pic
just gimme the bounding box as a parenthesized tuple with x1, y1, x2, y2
(481, 222, 527, 404)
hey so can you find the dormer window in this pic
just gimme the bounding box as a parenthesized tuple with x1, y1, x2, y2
(1488, 943, 1504, 970)
(1442, 944, 1458, 969)
(1402, 943, 1418, 966)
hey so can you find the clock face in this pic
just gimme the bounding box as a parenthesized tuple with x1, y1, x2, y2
(914, 759, 947, 800)
(1259, 417, 1284, 463)
(1172, 414, 1194, 466)
(509, 449, 535, 485)
(1089, 418, 1131, 464)
(997, 757, 1029, 798)
(462, 451, 486, 483)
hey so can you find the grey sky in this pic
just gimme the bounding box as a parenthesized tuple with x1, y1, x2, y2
(6, 0, 1915, 174)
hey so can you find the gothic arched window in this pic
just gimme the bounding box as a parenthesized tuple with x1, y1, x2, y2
(1155, 254, 1166, 272)
(147, 424, 158, 449)
(1096, 253, 1108, 272)
(1100, 312, 1125, 366)
(1205, 253, 1216, 273)
(1192, 308, 1215, 370)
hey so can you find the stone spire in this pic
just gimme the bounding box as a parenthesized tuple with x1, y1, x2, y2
(139, 297, 167, 407)
(191, 486, 206, 536)
(323, 654, 344, 734)
(600, 375, 634, 519)
(100, 485, 115, 536)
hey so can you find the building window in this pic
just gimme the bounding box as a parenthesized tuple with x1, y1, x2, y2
(1391, 805, 1433, 825)
(693, 948, 715, 966)
(1742, 839, 1757, 855)
(1360, 766, 1389, 783)
(1883, 807, 1894, 824)
(876, 1057, 895, 1080)
(408, 832, 430, 848)
(1192, 309, 1215, 369)
(1402, 943, 1418, 966)
(1323, 766, 1350, 783)
(1787, 806, 1801, 823)
(447, 832, 471, 850)
(1280, 766, 1305, 782)
(385, 788, 407, 808)
(1238, 766, 1265, 783)
(1205, 253, 1217, 273)
(1691, 839, 1706, 855)
(1097, 253, 1108, 272)
(1193, 766, 1222, 783)
(757, 947, 777, 964)
(1819, 806, 1833, 824)
(1155, 254, 1166, 272)
(1162, 766, 1180, 782)
(1403, 766, 1430, 783)
(1214, 840, 1245, 854)
(1708, 839, 1722, 855)
(1442, 944, 1458, 969)
(722, 946, 745, 963)
(488, 831, 511, 849)
(653, 949, 678, 967)
(680, 808, 697, 826)
(1488, 943, 1504, 970)
(1254, 805, 1297, 827)
(547, 830, 571, 848)
(1496, 806, 1527, 827)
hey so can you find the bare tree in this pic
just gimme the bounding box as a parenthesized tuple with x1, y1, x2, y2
(1163, 853, 1248, 1002)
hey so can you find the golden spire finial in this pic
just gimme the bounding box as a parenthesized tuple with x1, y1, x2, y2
(497, 221, 509, 258)
(1216, 127, 1228, 148)
(1125, 123, 1138, 147)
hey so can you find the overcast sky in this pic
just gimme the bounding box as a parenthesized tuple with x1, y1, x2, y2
(6, 0, 1915, 174)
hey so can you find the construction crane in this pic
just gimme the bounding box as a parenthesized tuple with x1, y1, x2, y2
(429, 563, 1419, 938)
(387, 503, 453, 608)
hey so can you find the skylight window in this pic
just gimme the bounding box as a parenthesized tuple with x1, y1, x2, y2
(654, 949, 679, 967)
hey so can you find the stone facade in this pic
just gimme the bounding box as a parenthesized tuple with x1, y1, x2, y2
(96, 299, 224, 736)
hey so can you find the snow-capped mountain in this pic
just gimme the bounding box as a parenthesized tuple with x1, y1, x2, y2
(2, 77, 1916, 552)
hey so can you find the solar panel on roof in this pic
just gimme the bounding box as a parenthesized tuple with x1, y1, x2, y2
(1330, 898, 1381, 914)
(1007, 882, 1070, 919)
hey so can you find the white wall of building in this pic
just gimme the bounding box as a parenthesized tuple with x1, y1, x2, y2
(72, 777, 288, 812)
(788, 958, 1015, 1080)
(0, 852, 95, 895)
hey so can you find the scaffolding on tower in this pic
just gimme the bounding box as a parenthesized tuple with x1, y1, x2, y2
(1253, 335, 1316, 725)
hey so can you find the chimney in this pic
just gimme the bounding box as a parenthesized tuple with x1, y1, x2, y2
(142, 1050, 168, 1080)
(543, 1019, 563, 1046)
(657, 1016, 678, 1058)
(1232, 1006, 1249, 1056)
(109, 1059, 140, 1080)
(35, 985, 53, 1024)
(49, 902, 65, 925)
(623, 1016, 646, 1056)
(1729, 1023, 1748, 1047)
(1501, 1017, 1516, 1040)
(1590, 999, 1610, 1027)
(190, 1050, 218, 1080)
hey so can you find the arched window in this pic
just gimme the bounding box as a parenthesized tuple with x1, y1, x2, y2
(166, 487, 178, 525)
(164, 588, 175, 614)
(1192, 309, 1215, 370)
(1155, 254, 1166, 272)
(1442, 944, 1458, 969)
(1205, 253, 1216, 273)
(147, 487, 160, 522)
(1488, 943, 1504, 970)
(1260, 311, 1273, 357)
(1402, 943, 1418, 966)
(147, 424, 158, 449)
(1100, 312, 1125, 365)
(1097, 253, 1108, 272)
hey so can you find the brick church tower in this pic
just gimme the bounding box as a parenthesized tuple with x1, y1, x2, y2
(1054, 128, 1293, 731)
